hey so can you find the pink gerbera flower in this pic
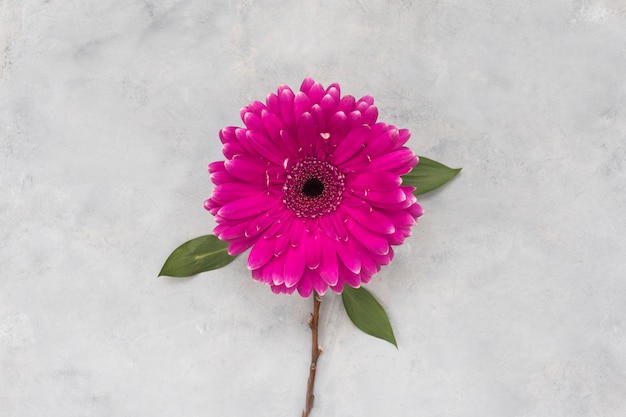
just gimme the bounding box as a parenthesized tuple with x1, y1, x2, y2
(204, 78, 423, 297)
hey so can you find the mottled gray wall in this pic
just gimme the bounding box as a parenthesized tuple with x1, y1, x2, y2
(1, 1, 625, 416)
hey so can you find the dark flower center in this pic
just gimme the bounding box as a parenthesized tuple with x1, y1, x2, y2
(302, 178, 325, 197)
(283, 157, 345, 218)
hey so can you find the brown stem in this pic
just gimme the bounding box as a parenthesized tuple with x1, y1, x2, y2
(302, 292, 322, 417)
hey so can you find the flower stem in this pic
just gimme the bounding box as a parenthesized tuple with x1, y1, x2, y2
(302, 292, 322, 417)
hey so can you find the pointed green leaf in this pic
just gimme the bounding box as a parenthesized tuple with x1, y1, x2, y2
(159, 235, 237, 277)
(341, 286, 397, 347)
(402, 156, 462, 195)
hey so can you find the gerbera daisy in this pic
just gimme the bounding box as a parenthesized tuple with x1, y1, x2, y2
(204, 78, 423, 297)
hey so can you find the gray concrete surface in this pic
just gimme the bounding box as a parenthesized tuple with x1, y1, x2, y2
(1, 1, 626, 416)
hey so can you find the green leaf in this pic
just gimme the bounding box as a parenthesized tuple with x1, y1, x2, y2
(341, 286, 397, 347)
(159, 235, 237, 277)
(402, 156, 462, 195)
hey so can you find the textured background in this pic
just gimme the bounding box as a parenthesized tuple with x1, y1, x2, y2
(2, 1, 626, 416)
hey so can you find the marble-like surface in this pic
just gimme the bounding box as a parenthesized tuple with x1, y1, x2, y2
(2, 0, 626, 416)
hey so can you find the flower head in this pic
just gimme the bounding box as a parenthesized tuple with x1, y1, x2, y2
(205, 78, 423, 297)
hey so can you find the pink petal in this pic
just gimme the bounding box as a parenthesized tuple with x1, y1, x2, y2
(307, 82, 325, 104)
(244, 212, 276, 239)
(388, 228, 409, 245)
(270, 283, 297, 295)
(234, 128, 262, 159)
(243, 111, 265, 132)
(318, 236, 338, 286)
(319, 93, 337, 119)
(380, 208, 416, 229)
(332, 125, 370, 165)
(210, 169, 236, 185)
(337, 261, 361, 288)
(279, 87, 296, 128)
(325, 84, 340, 102)
(351, 238, 377, 276)
(219, 127, 238, 144)
(367, 148, 417, 174)
(248, 235, 278, 270)
(294, 91, 311, 121)
(289, 219, 305, 246)
(340, 194, 367, 209)
(242, 100, 266, 116)
(342, 205, 395, 235)
(408, 202, 424, 218)
(246, 130, 285, 165)
(217, 192, 277, 220)
(367, 198, 413, 211)
(311, 270, 328, 295)
(297, 112, 317, 156)
(211, 182, 266, 204)
(310, 104, 326, 136)
(261, 109, 285, 139)
(339, 153, 371, 172)
(318, 215, 340, 241)
(205, 200, 220, 216)
(265, 93, 280, 116)
(337, 95, 356, 113)
(397, 128, 411, 146)
(269, 256, 287, 285)
(297, 275, 314, 297)
(215, 222, 248, 242)
(304, 217, 320, 233)
(325, 211, 349, 241)
(283, 237, 306, 288)
(330, 281, 344, 294)
(300, 77, 315, 95)
(255, 261, 276, 285)
(363, 129, 399, 158)
(267, 268, 286, 286)
(262, 209, 294, 238)
(279, 129, 300, 158)
(327, 111, 349, 139)
(348, 110, 362, 130)
(262, 224, 289, 252)
(362, 105, 378, 126)
(224, 157, 268, 184)
(357, 95, 374, 106)
(228, 239, 254, 256)
(305, 231, 321, 270)
(208, 161, 225, 174)
(345, 215, 390, 255)
(369, 122, 389, 138)
(360, 188, 408, 204)
(284, 224, 307, 287)
(222, 142, 244, 159)
(266, 165, 287, 188)
(345, 171, 401, 191)
(371, 247, 393, 266)
(335, 237, 361, 274)
(273, 233, 290, 257)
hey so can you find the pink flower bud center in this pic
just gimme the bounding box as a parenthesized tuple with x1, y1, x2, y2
(283, 157, 345, 218)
